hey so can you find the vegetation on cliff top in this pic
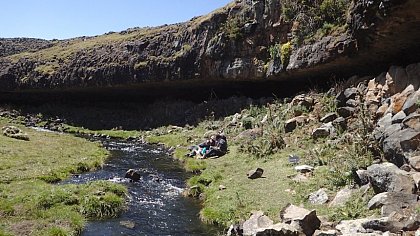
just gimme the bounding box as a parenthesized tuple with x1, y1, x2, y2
(0, 117, 127, 236)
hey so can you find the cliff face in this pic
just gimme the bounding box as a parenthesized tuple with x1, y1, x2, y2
(0, 0, 419, 92)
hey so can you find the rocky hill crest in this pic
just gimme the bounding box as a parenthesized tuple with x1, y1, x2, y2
(0, 0, 419, 92)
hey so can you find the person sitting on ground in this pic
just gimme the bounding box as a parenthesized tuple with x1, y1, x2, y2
(202, 134, 228, 159)
(186, 137, 215, 157)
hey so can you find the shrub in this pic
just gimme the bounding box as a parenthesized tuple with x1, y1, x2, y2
(222, 16, 242, 40)
(280, 42, 292, 66)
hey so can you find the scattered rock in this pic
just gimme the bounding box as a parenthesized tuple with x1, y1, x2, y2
(247, 168, 264, 179)
(337, 106, 356, 118)
(409, 156, 420, 171)
(391, 111, 406, 124)
(284, 116, 308, 133)
(355, 169, 370, 186)
(320, 113, 338, 123)
(329, 186, 355, 207)
(219, 185, 227, 190)
(366, 163, 414, 193)
(336, 218, 377, 235)
(237, 128, 263, 140)
(294, 165, 314, 173)
(346, 99, 359, 107)
(336, 87, 358, 107)
(255, 223, 299, 236)
(376, 103, 389, 118)
(412, 172, 420, 189)
(291, 95, 314, 111)
(227, 224, 243, 236)
(382, 129, 420, 167)
(402, 90, 420, 115)
(312, 122, 336, 139)
(403, 113, 420, 131)
(379, 192, 418, 216)
(368, 192, 389, 210)
(2, 126, 29, 141)
(332, 117, 346, 131)
(242, 211, 273, 236)
(389, 84, 415, 114)
(280, 204, 321, 236)
(309, 188, 329, 205)
(125, 169, 141, 181)
(313, 229, 338, 236)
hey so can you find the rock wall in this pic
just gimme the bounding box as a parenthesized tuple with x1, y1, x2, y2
(0, 0, 419, 92)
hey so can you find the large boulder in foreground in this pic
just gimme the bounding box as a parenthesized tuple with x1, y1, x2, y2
(242, 211, 274, 236)
(366, 163, 414, 194)
(280, 204, 320, 236)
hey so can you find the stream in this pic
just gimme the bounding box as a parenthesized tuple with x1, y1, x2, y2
(62, 139, 221, 236)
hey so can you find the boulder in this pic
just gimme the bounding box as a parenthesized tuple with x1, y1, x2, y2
(346, 99, 359, 108)
(402, 90, 420, 115)
(360, 217, 393, 233)
(337, 106, 356, 118)
(382, 129, 420, 166)
(412, 173, 420, 189)
(329, 186, 355, 207)
(2, 126, 29, 141)
(380, 193, 418, 216)
(366, 163, 414, 193)
(355, 169, 370, 186)
(247, 168, 264, 179)
(227, 224, 242, 236)
(368, 192, 389, 210)
(376, 103, 389, 118)
(237, 128, 263, 140)
(291, 95, 314, 111)
(409, 156, 420, 171)
(388, 85, 415, 114)
(312, 122, 336, 139)
(332, 117, 346, 131)
(125, 169, 141, 181)
(385, 66, 409, 95)
(391, 111, 406, 124)
(294, 165, 314, 173)
(386, 208, 420, 232)
(403, 113, 420, 131)
(336, 87, 358, 107)
(309, 188, 329, 205)
(320, 112, 338, 123)
(255, 223, 299, 236)
(284, 116, 308, 133)
(242, 211, 273, 236)
(405, 63, 420, 90)
(336, 219, 362, 234)
(378, 113, 393, 127)
(313, 229, 337, 236)
(280, 204, 321, 236)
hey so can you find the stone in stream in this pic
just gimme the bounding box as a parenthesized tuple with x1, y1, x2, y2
(125, 169, 141, 181)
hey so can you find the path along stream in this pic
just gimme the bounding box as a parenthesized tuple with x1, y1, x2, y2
(61, 139, 221, 236)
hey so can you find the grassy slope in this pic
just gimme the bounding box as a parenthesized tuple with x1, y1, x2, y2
(0, 118, 127, 236)
(145, 94, 378, 227)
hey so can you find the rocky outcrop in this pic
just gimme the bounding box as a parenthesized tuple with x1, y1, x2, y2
(0, 0, 419, 94)
(0, 38, 55, 57)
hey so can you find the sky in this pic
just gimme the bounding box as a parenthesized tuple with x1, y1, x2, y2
(0, 0, 232, 40)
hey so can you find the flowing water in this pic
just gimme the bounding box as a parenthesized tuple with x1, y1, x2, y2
(62, 139, 221, 236)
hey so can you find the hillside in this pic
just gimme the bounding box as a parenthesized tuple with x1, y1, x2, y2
(0, 0, 419, 93)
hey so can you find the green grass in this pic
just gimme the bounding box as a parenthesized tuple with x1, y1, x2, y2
(0, 118, 127, 236)
(143, 95, 378, 227)
(63, 124, 140, 139)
